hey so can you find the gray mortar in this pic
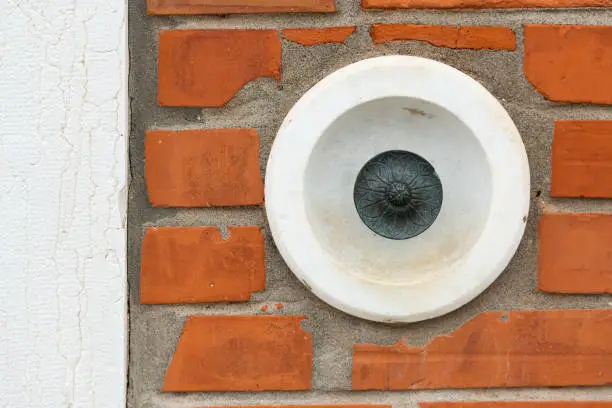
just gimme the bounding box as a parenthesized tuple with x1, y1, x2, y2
(128, 1, 612, 406)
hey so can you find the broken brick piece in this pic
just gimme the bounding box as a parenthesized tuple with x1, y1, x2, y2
(140, 226, 265, 304)
(420, 403, 612, 408)
(158, 30, 281, 107)
(353, 309, 612, 390)
(524, 25, 612, 104)
(148, 0, 336, 14)
(363, 0, 612, 9)
(163, 315, 313, 391)
(371, 24, 516, 50)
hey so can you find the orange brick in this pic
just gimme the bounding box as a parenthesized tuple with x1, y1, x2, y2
(163, 315, 312, 391)
(524, 25, 612, 104)
(145, 129, 264, 207)
(148, 0, 336, 14)
(282, 27, 356, 45)
(551, 121, 612, 198)
(206, 406, 389, 408)
(352, 309, 612, 390)
(140, 227, 265, 304)
(420, 403, 612, 408)
(371, 24, 516, 50)
(538, 213, 612, 294)
(158, 30, 281, 107)
(363, 0, 612, 9)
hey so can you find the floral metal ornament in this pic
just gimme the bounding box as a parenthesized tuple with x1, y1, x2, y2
(353, 150, 443, 240)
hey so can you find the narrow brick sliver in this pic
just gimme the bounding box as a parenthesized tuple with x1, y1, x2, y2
(140, 226, 265, 304)
(148, 0, 336, 14)
(163, 315, 313, 391)
(371, 24, 516, 50)
(282, 27, 356, 45)
(538, 213, 612, 294)
(420, 403, 612, 408)
(362, 0, 612, 9)
(551, 121, 612, 198)
(524, 25, 612, 105)
(202, 404, 392, 408)
(206, 406, 390, 408)
(145, 129, 264, 207)
(158, 30, 281, 107)
(352, 309, 612, 390)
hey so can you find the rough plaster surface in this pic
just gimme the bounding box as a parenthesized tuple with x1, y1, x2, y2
(128, 1, 612, 406)
(0, 0, 128, 407)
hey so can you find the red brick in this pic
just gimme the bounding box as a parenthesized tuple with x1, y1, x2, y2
(420, 403, 612, 408)
(371, 25, 516, 50)
(148, 0, 336, 14)
(140, 226, 265, 304)
(163, 315, 312, 391)
(363, 0, 612, 9)
(524, 25, 612, 105)
(352, 309, 612, 390)
(158, 30, 281, 107)
(145, 129, 264, 207)
(282, 27, 356, 45)
(538, 213, 612, 294)
(206, 406, 387, 408)
(551, 121, 612, 198)
(206, 406, 388, 408)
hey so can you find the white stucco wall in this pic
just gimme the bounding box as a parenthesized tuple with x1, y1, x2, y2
(0, 1, 127, 407)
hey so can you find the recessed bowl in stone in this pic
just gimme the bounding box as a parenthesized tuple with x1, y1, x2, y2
(265, 56, 530, 323)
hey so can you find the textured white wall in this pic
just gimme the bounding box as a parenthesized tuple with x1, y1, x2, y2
(0, 1, 127, 407)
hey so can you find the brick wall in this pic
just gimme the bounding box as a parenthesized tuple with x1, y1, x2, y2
(128, 0, 612, 406)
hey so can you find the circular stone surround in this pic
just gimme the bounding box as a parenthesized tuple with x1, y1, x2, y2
(265, 56, 530, 323)
(354, 150, 443, 240)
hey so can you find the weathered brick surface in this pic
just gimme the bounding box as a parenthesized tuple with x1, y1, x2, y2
(353, 310, 612, 390)
(158, 30, 281, 107)
(140, 226, 265, 304)
(551, 121, 612, 198)
(420, 403, 612, 408)
(130, 0, 612, 403)
(363, 0, 612, 9)
(371, 25, 516, 50)
(524, 25, 612, 105)
(148, 0, 336, 14)
(145, 129, 264, 207)
(163, 316, 313, 391)
(538, 213, 612, 294)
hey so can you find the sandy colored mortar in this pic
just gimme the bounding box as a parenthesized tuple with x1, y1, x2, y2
(128, 0, 612, 406)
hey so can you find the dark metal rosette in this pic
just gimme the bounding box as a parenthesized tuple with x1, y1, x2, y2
(353, 150, 443, 240)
